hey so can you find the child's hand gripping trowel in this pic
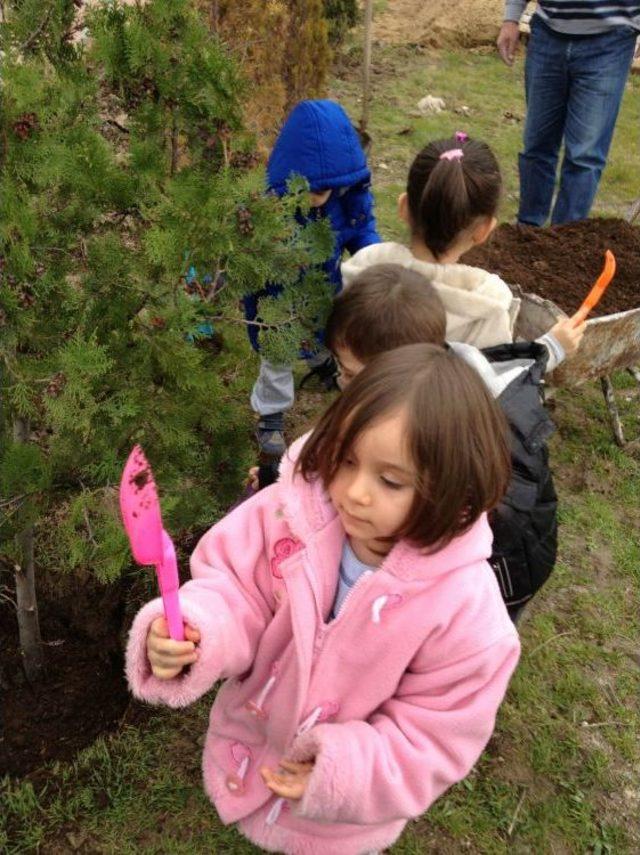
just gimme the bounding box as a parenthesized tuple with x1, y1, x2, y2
(119, 445, 184, 641)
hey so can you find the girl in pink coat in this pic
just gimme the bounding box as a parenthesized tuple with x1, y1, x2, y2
(126, 343, 521, 855)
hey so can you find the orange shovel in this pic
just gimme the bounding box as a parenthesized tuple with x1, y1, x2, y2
(573, 249, 616, 325)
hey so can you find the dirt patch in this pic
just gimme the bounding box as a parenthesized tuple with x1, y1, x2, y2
(0, 384, 323, 780)
(374, 0, 506, 48)
(288, 384, 335, 437)
(463, 219, 640, 317)
(0, 600, 151, 778)
(558, 459, 622, 498)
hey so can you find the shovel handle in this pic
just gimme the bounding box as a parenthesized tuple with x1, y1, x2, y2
(574, 249, 616, 325)
(157, 530, 184, 641)
(163, 588, 185, 642)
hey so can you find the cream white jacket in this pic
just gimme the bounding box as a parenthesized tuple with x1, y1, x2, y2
(341, 242, 521, 348)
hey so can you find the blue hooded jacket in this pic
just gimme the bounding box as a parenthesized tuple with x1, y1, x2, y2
(268, 100, 372, 195)
(245, 100, 380, 350)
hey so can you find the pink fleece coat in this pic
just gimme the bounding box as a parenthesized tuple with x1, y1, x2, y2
(126, 443, 520, 855)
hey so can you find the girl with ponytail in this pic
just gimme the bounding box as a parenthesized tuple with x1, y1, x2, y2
(342, 134, 519, 348)
(405, 134, 501, 262)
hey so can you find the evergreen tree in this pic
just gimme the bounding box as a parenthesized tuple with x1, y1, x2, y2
(323, 0, 359, 44)
(285, 0, 331, 108)
(0, 0, 333, 681)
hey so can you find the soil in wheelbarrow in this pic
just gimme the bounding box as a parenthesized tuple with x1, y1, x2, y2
(463, 218, 640, 317)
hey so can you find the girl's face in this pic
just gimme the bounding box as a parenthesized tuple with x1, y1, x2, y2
(328, 407, 417, 564)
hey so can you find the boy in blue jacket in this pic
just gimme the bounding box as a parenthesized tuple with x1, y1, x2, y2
(244, 100, 380, 457)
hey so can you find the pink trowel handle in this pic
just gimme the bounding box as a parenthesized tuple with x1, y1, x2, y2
(158, 530, 184, 641)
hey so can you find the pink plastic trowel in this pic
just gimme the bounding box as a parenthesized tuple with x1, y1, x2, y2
(119, 445, 184, 641)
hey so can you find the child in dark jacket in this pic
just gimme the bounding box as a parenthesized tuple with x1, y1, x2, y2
(244, 99, 380, 458)
(267, 263, 584, 621)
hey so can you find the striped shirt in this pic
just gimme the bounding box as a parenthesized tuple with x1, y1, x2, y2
(505, 1, 640, 34)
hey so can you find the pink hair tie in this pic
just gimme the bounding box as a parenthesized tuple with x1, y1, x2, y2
(455, 131, 469, 142)
(439, 148, 464, 161)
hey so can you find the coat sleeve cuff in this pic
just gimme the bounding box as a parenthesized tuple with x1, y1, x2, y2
(537, 331, 566, 372)
(504, 1, 526, 22)
(288, 723, 357, 823)
(125, 593, 230, 708)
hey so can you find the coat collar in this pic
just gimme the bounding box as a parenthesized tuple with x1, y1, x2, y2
(277, 435, 493, 582)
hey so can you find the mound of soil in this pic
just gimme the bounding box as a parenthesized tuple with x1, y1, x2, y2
(463, 218, 640, 317)
(374, 0, 506, 48)
(0, 603, 146, 779)
(0, 525, 211, 779)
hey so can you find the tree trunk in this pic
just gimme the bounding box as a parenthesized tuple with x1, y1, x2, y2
(361, 0, 373, 134)
(12, 416, 44, 682)
(169, 110, 179, 177)
(209, 0, 219, 32)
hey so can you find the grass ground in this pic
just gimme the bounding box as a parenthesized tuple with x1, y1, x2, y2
(331, 38, 640, 233)
(2, 33, 640, 855)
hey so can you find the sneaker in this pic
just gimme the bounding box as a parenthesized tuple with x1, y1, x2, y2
(256, 413, 286, 457)
(299, 356, 339, 392)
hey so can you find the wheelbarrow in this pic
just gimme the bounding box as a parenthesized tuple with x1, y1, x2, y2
(513, 286, 640, 446)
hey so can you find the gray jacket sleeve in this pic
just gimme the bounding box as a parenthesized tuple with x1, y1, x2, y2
(504, 1, 527, 22)
(536, 332, 566, 373)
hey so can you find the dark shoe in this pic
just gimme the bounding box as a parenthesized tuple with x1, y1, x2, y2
(257, 461, 279, 489)
(256, 413, 286, 457)
(299, 356, 339, 392)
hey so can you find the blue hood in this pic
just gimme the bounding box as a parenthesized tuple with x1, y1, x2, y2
(267, 100, 370, 196)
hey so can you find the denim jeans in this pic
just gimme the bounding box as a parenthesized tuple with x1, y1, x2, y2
(518, 17, 636, 226)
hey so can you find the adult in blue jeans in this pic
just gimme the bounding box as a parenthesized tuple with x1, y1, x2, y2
(497, 2, 638, 226)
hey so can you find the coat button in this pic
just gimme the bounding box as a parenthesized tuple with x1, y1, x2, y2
(226, 773, 245, 795)
(245, 700, 268, 719)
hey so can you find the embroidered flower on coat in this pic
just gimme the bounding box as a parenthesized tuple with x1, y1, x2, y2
(270, 537, 302, 578)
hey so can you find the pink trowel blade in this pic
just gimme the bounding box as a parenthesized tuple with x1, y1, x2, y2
(119, 445, 163, 564)
(119, 445, 184, 641)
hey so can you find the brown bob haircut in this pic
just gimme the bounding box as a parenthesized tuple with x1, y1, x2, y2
(298, 343, 511, 551)
(326, 264, 447, 360)
(407, 136, 502, 260)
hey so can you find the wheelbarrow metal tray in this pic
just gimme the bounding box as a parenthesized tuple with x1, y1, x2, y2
(512, 286, 640, 387)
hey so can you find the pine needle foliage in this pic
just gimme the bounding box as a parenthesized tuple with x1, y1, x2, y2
(323, 0, 359, 44)
(285, 0, 331, 108)
(0, 0, 334, 597)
